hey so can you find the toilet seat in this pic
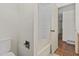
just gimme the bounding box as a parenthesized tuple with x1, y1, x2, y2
(1, 52, 15, 56)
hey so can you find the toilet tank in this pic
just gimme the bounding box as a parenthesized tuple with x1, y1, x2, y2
(0, 38, 11, 55)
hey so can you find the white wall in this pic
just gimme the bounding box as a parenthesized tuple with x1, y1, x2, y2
(0, 3, 35, 56)
(17, 4, 34, 56)
(0, 4, 19, 55)
(63, 10, 75, 44)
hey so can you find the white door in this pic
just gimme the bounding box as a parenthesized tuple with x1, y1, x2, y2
(50, 4, 58, 54)
(34, 4, 58, 56)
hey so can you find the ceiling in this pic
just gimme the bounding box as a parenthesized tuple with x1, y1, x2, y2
(56, 3, 71, 8)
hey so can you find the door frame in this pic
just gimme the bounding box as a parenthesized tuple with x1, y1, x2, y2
(50, 4, 58, 54)
(58, 3, 77, 54)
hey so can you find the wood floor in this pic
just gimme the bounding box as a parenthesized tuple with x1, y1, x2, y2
(54, 34, 76, 56)
(55, 41, 75, 56)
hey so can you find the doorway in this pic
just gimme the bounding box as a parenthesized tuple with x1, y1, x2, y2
(55, 4, 76, 56)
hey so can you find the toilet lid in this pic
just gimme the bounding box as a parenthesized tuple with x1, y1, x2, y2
(1, 52, 15, 56)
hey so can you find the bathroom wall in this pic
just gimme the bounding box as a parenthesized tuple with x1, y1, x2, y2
(17, 4, 34, 56)
(0, 4, 19, 55)
(0, 3, 35, 56)
(0, 3, 58, 56)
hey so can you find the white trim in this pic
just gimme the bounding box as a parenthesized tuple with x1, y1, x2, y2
(33, 3, 38, 56)
(37, 44, 50, 56)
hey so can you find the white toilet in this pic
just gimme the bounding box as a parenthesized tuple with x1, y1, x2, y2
(0, 37, 15, 56)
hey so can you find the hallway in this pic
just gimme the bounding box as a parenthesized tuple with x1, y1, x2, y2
(55, 35, 75, 56)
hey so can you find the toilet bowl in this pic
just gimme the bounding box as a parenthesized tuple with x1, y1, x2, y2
(0, 37, 15, 56)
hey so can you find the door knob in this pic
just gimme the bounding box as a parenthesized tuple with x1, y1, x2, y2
(50, 30, 55, 32)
